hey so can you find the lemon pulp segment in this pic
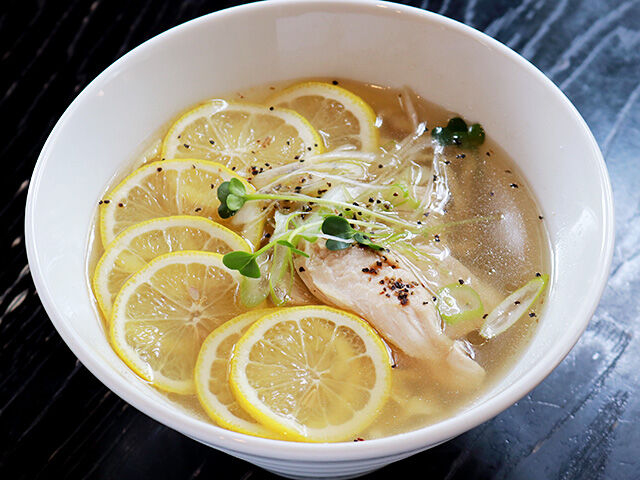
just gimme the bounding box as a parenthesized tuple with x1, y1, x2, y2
(93, 216, 250, 320)
(161, 100, 324, 177)
(194, 308, 281, 438)
(270, 81, 379, 152)
(99, 159, 263, 248)
(110, 251, 245, 394)
(229, 306, 391, 442)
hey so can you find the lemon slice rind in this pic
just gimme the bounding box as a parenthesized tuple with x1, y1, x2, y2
(270, 81, 379, 152)
(99, 158, 262, 248)
(93, 215, 251, 321)
(229, 305, 392, 442)
(110, 250, 244, 394)
(195, 308, 281, 439)
(160, 100, 324, 174)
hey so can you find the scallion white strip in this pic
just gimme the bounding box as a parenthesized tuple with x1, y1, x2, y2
(479, 274, 549, 339)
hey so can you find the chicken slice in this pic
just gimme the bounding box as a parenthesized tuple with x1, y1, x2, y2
(295, 242, 485, 388)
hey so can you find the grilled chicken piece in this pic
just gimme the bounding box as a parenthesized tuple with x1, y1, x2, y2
(295, 242, 485, 388)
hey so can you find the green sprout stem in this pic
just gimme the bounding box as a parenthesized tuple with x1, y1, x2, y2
(218, 177, 426, 231)
(217, 178, 496, 278)
(246, 192, 422, 230)
(222, 214, 382, 278)
(247, 221, 320, 260)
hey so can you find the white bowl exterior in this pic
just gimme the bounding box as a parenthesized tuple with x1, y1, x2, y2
(25, 1, 613, 478)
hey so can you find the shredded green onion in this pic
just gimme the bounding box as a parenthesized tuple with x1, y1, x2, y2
(480, 274, 549, 339)
(436, 284, 484, 325)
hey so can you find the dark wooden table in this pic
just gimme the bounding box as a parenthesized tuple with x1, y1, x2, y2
(2, 1, 639, 478)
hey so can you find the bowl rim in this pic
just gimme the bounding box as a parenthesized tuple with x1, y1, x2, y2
(25, 0, 614, 461)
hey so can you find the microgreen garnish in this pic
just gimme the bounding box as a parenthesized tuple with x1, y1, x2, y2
(276, 239, 309, 257)
(217, 178, 247, 218)
(322, 215, 383, 251)
(214, 177, 490, 281)
(222, 251, 261, 278)
(222, 214, 382, 278)
(431, 117, 485, 148)
(216, 181, 424, 230)
(223, 238, 310, 279)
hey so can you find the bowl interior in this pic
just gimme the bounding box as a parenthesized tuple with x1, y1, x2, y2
(26, 0, 612, 461)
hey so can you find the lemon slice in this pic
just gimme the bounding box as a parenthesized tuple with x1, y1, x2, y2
(110, 251, 245, 394)
(99, 159, 263, 248)
(160, 100, 324, 178)
(93, 216, 250, 321)
(229, 306, 391, 442)
(195, 308, 281, 438)
(270, 81, 379, 152)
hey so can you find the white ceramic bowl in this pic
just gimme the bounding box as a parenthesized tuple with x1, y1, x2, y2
(25, 1, 614, 478)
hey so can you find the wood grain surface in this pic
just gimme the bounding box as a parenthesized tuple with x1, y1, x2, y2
(1, 1, 639, 479)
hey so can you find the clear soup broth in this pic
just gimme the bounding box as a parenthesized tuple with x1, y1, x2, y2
(88, 78, 550, 442)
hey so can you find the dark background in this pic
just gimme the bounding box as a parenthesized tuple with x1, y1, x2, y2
(1, 1, 639, 479)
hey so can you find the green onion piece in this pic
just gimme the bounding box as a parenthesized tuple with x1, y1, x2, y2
(436, 284, 484, 325)
(240, 276, 269, 307)
(269, 250, 294, 306)
(239, 253, 270, 307)
(480, 274, 549, 339)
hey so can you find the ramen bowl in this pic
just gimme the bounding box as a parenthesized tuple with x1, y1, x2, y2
(25, 1, 614, 478)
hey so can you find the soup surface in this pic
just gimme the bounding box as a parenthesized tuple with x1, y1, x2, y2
(87, 78, 550, 442)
